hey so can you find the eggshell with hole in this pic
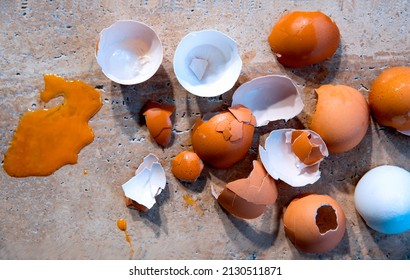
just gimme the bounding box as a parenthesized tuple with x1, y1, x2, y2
(283, 194, 346, 253)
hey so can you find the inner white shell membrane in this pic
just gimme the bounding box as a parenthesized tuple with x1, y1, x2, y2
(259, 129, 328, 187)
(96, 20, 163, 85)
(173, 29, 242, 97)
(232, 75, 304, 127)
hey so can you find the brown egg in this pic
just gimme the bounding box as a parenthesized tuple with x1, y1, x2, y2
(283, 193, 346, 253)
(171, 151, 204, 182)
(217, 160, 278, 219)
(369, 66, 410, 134)
(268, 11, 340, 67)
(192, 105, 256, 169)
(142, 101, 175, 147)
(310, 84, 370, 153)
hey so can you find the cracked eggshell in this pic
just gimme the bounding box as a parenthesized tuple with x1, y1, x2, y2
(259, 129, 328, 187)
(122, 153, 166, 210)
(171, 151, 204, 182)
(192, 105, 256, 169)
(283, 194, 346, 253)
(354, 165, 410, 234)
(173, 30, 242, 97)
(96, 20, 163, 85)
(232, 75, 304, 127)
(310, 84, 370, 153)
(142, 101, 175, 148)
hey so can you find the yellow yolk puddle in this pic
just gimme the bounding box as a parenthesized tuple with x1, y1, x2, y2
(3, 74, 102, 177)
(117, 218, 135, 257)
(183, 194, 204, 216)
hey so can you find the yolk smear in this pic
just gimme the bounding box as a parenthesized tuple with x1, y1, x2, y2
(117, 219, 135, 257)
(2, 74, 102, 177)
(183, 194, 204, 216)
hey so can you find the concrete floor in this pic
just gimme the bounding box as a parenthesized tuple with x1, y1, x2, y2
(0, 0, 409, 259)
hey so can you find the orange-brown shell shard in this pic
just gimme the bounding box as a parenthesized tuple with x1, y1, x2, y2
(142, 101, 175, 147)
(3, 74, 102, 177)
(291, 131, 324, 166)
(171, 151, 204, 182)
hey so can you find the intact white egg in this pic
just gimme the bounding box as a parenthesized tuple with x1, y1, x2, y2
(354, 165, 410, 234)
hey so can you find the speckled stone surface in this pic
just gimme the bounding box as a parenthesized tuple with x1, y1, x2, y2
(0, 0, 409, 260)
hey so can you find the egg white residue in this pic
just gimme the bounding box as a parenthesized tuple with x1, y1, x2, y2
(259, 129, 328, 187)
(354, 165, 410, 234)
(122, 153, 166, 209)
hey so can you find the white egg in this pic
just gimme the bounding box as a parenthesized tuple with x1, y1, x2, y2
(354, 165, 410, 234)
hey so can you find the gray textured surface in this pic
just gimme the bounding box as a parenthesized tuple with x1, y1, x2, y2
(0, 0, 409, 259)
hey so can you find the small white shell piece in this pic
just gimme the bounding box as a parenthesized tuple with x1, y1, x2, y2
(122, 153, 166, 209)
(173, 30, 242, 97)
(96, 20, 163, 85)
(259, 129, 328, 187)
(232, 75, 304, 127)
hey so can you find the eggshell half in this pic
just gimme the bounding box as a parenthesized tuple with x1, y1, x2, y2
(96, 20, 163, 85)
(310, 84, 370, 153)
(259, 129, 328, 187)
(171, 151, 204, 182)
(142, 101, 175, 147)
(354, 165, 410, 234)
(192, 105, 256, 169)
(369, 66, 410, 135)
(283, 194, 346, 253)
(232, 75, 304, 126)
(173, 30, 242, 97)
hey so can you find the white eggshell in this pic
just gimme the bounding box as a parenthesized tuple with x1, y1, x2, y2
(96, 20, 163, 85)
(173, 30, 242, 97)
(354, 165, 410, 234)
(259, 129, 328, 187)
(232, 75, 304, 127)
(122, 153, 166, 209)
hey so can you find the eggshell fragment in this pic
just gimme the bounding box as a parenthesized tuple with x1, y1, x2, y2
(310, 84, 370, 153)
(96, 20, 163, 85)
(192, 105, 256, 169)
(354, 165, 410, 234)
(173, 30, 242, 97)
(259, 129, 328, 187)
(283, 194, 346, 253)
(171, 151, 204, 182)
(369, 66, 410, 135)
(142, 101, 175, 147)
(217, 160, 278, 219)
(122, 153, 166, 210)
(232, 75, 304, 126)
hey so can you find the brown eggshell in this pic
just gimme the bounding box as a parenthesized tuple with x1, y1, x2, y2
(226, 160, 278, 205)
(369, 66, 410, 132)
(310, 84, 370, 153)
(192, 105, 255, 169)
(142, 101, 175, 147)
(125, 197, 149, 212)
(291, 130, 324, 166)
(283, 194, 346, 253)
(217, 188, 266, 219)
(171, 151, 204, 182)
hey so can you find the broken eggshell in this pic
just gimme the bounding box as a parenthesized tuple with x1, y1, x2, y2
(122, 153, 166, 210)
(96, 20, 163, 85)
(142, 101, 175, 148)
(192, 104, 256, 169)
(259, 129, 328, 187)
(173, 29, 242, 97)
(232, 75, 304, 127)
(283, 193, 346, 253)
(215, 160, 278, 219)
(171, 151, 204, 182)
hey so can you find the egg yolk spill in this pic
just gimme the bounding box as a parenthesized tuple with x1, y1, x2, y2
(183, 194, 204, 216)
(3, 74, 102, 177)
(315, 205, 338, 234)
(117, 218, 135, 257)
